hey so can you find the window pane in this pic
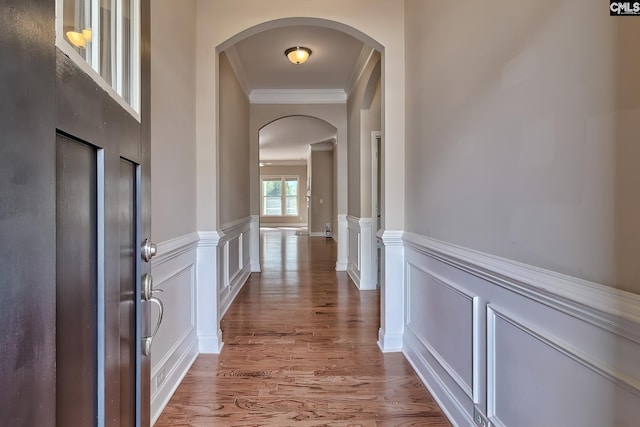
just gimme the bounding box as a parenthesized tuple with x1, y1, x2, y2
(285, 179, 297, 196)
(61, 0, 140, 113)
(121, 0, 132, 103)
(263, 180, 281, 197)
(63, 0, 93, 62)
(285, 196, 298, 216)
(99, 0, 113, 86)
(264, 197, 281, 215)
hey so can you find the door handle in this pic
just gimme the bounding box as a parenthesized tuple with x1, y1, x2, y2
(142, 296, 164, 357)
(141, 273, 164, 356)
(141, 273, 163, 301)
(141, 238, 157, 262)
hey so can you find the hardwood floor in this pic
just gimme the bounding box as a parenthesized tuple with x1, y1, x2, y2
(155, 229, 451, 426)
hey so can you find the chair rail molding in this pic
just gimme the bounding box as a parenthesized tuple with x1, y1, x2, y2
(402, 232, 640, 341)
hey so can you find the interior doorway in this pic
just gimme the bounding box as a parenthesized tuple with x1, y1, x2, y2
(372, 131, 383, 288)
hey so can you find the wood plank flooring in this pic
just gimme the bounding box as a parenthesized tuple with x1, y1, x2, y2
(155, 229, 451, 426)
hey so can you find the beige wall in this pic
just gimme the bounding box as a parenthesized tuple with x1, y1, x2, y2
(259, 164, 308, 226)
(347, 53, 381, 218)
(360, 76, 382, 218)
(219, 52, 250, 226)
(195, 0, 405, 231)
(311, 150, 334, 233)
(150, 0, 197, 242)
(405, 0, 640, 293)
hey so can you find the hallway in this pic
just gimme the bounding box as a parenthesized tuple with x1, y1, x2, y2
(155, 229, 450, 426)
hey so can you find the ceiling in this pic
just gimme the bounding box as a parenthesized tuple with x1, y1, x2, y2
(230, 25, 366, 91)
(224, 25, 370, 162)
(259, 116, 337, 161)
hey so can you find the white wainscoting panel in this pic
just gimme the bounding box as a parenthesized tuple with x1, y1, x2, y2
(336, 214, 348, 271)
(347, 216, 362, 287)
(219, 217, 252, 319)
(347, 216, 375, 290)
(406, 264, 473, 399)
(150, 233, 200, 425)
(488, 306, 640, 427)
(250, 215, 261, 272)
(402, 231, 640, 427)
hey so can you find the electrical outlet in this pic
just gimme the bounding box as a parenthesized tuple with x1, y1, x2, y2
(473, 405, 491, 427)
(157, 369, 167, 387)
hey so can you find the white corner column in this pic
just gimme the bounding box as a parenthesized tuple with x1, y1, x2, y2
(377, 230, 405, 352)
(250, 215, 261, 272)
(336, 213, 348, 271)
(196, 231, 224, 353)
(358, 218, 375, 290)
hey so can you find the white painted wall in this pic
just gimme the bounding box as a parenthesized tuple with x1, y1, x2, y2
(151, 0, 197, 243)
(404, 0, 640, 293)
(195, 0, 406, 232)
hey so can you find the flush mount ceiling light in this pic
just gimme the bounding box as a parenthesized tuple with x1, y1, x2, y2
(285, 46, 312, 64)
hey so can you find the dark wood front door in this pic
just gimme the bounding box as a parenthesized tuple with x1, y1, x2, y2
(0, 1, 151, 426)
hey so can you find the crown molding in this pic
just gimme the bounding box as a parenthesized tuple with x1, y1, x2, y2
(250, 89, 347, 104)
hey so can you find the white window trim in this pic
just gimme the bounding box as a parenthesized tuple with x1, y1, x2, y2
(55, 0, 141, 121)
(261, 176, 299, 217)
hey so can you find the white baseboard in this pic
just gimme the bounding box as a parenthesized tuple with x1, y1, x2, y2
(377, 328, 403, 353)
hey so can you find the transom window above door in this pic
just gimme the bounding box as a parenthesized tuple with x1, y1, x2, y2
(262, 177, 298, 217)
(56, 0, 141, 119)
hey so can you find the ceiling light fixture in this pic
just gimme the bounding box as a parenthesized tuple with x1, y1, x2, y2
(285, 46, 312, 64)
(66, 28, 92, 49)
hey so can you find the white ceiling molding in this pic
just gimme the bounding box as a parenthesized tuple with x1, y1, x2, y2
(223, 46, 251, 97)
(250, 89, 347, 104)
(344, 45, 375, 96)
